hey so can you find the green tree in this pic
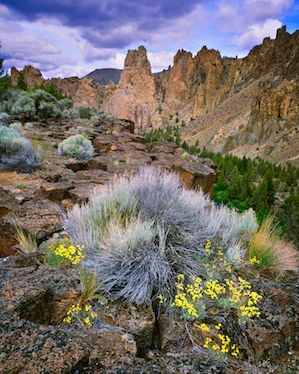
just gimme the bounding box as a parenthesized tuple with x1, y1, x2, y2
(0, 51, 11, 98)
(279, 192, 299, 246)
(17, 72, 28, 90)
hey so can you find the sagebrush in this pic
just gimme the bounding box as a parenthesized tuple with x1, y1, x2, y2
(63, 167, 258, 304)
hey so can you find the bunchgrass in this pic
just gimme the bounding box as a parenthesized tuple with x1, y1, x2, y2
(79, 269, 100, 305)
(15, 227, 38, 254)
(248, 217, 279, 268)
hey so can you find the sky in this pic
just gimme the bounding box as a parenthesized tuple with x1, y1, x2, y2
(0, 0, 298, 78)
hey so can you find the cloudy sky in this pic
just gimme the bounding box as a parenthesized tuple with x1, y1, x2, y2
(0, 0, 298, 78)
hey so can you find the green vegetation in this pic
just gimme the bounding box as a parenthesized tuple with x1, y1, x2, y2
(143, 126, 299, 246)
(0, 124, 41, 172)
(0, 55, 11, 98)
(42, 83, 65, 100)
(58, 134, 94, 160)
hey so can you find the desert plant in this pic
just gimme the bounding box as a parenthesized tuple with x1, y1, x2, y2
(78, 106, 94, 119)
(58, 134, 94, 160)
(0, 112, 9, 125)
(44, 238, 84, 267)
(63, 167, 258, 304)
(248, 217, 280, 268)
(271, 239, 298, 272)
(0, 125, 41, 172)
(79, 269, 100, 305)
(15, 227, 38, 254)
(10, 92, 36, 118)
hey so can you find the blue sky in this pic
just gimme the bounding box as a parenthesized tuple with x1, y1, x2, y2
(0, 0, 298, 78)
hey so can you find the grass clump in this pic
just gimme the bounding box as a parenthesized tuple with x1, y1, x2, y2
(248, 217, 279, 268)
(63, 167, 258, 305)
(0, 125, 41, 172)
(58, 134, 94, 160)
(14, 227, 38, 254)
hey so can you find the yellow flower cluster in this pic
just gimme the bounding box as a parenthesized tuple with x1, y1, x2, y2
(200, 323, 239, 356)
(204, 240, 212, 255)
(157, 294, 167, 304)
(249, 256, 260, 265)
(63, 303, 97, 328)
(105, 129, 113, 135)
(225, 277, 262, 318)
(172, 274, 204, 318)
(204, 280, 225, 300)
(52, 243, 84, 265)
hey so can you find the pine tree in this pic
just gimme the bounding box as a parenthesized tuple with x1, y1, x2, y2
(17, 72, 28, 90)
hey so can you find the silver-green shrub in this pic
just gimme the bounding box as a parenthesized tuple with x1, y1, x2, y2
(58, 134, 94, 160)
(0, 125, 41, 172)
(63, 167, 258, 304)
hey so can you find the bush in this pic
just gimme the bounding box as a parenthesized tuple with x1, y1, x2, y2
(10, 92, 36, 118)
(42, 83, 65, 100)
(1, 89, 71, 119)
(78, 107, 95, 119)
(58, 134, 94, 160)
(63, 167, 258, 304)
(0, 112, 9, 125)
(0, 125, 41, 172)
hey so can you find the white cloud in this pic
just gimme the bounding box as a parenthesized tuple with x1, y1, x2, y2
(243, 0, 293, 21)
(233, 18, 282, 50)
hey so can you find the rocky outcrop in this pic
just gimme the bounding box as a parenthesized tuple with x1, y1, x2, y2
(0, 117, 216, 257)
(48, 76, 80, 98)
(103, 46, 162, 131)
(11, 65, 44, 88)
(73, 78, 101, 109)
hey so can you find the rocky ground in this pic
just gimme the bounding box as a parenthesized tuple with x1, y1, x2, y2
(0, 117, 298, 373)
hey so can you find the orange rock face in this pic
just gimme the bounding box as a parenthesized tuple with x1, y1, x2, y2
(103, 46, 162, 131)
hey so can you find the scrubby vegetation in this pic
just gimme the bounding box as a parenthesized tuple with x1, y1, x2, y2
(0, 89, 72, 119)
(63, 167, 260, 305)
(0, 55, 11, 99)
(58, 134, 94, 160)
(60, 167, 297, 359)
(143, 126, 299, 246)
(0, 124, 41, 171)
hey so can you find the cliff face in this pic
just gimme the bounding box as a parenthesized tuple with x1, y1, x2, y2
(103, 46, 162, 130)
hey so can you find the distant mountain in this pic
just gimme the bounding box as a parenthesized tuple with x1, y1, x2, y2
(85, 68, 122, 85)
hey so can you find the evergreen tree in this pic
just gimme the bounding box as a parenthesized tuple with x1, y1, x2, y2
(17, 72, 27, 90)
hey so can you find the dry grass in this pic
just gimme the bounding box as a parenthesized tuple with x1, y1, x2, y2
(79, 269, 100, 305)
(272, 239, 298, 272)
(249, 217, 298, 272)
(15, 227, 38, 254)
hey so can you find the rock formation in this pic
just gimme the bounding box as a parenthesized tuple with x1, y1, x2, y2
(101, 26, 299, 165)
(11, 65, 44, 88)
(73, 78, 101, 109)
(9, 26, 299, 164)
(103, 46, 162, 131)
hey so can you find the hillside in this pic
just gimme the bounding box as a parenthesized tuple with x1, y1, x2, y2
(85, 68, 122, 85)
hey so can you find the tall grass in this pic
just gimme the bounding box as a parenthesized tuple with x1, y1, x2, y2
(15, 227, 38, 254)
(249, 216, 298, 271)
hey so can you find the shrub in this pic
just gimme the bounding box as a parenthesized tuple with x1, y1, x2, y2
(42, 83, 65, 100)
(78, 106, 95, 119)
(63, 167, 258, 304)
(0, 125, 41, 172)
(10, 92, 36, 118)
(0, 112, 9, 125)
(58, 134, 94, 160)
